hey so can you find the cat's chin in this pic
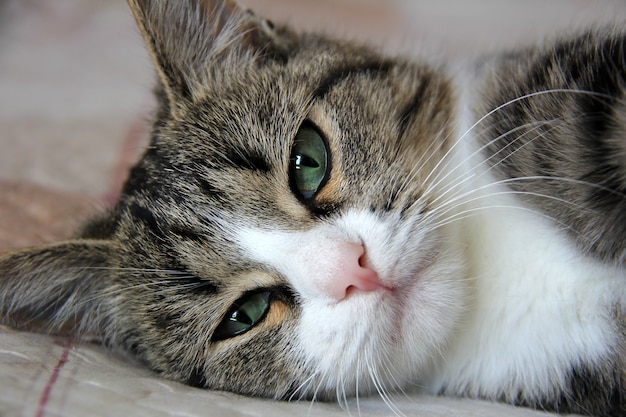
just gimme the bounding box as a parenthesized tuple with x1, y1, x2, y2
(293, 249, 467, 399)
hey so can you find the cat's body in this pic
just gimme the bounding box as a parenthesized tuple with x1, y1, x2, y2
(0, 1, 624, 416)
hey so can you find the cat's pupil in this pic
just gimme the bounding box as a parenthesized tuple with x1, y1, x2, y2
(230, 309, 253, 325)
(212, 292, 271, 341)
(294, 154, 320, 169)
(290, 125, 329, 200)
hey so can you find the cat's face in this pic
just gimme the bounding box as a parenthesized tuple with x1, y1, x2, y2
(0, 0, 468, 400)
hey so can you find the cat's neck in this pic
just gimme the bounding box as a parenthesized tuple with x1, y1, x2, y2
(426, 94, 625, 398)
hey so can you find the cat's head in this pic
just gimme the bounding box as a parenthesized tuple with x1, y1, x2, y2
(0, 0, 468, 400)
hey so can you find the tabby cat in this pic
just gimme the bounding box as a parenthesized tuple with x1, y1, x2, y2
(1, 0, 624, 416)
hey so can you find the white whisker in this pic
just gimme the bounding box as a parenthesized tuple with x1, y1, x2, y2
(288, 371, 317, 402)
(422, 119, 556, 210)
(75, 266, 190, 275)
(417, 89, 616, 210)
(366, 355, 406, 417)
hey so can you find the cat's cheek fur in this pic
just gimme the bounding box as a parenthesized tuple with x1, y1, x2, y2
(236, 209, 469, 398)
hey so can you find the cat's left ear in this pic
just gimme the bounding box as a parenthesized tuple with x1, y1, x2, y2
(128, 0, 283, 113)
(0, 240, 116, 336)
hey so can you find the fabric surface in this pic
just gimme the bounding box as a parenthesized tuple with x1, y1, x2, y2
(0, 327, 559, 417)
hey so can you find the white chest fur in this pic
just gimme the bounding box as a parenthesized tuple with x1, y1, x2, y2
(426, 111, 626, 398)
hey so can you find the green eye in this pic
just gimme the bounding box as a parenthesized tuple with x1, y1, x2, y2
(212, 292, 271, 341)
(290, 125, 329, 199)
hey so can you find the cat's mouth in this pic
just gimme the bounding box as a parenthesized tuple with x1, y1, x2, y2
(340, 252, 439, 307)
(344, 272, 394, 297)
(388, 253, 438, 294)
(381, 254, 442, 332)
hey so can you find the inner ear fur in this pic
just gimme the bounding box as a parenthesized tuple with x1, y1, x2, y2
(128, 0, 278, 113)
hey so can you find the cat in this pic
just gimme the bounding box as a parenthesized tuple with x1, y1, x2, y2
(0, 0, 624, 416)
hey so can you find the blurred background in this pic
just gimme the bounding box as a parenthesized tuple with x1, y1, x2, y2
(0, 0, 625, 251)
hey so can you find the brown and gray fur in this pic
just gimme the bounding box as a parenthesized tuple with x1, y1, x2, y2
(0, 1, 624, 416)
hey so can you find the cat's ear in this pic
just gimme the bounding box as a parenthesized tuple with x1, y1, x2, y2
(0, 240, 115, 336)
(128, 0, 280, 112)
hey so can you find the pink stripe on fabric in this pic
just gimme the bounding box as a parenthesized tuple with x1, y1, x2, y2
(35, 338, 72, 417)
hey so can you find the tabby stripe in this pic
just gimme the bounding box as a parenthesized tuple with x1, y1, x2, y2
(186, 122, 271, 172)
(552, 363, 624, 416)
(224, 150, 271, 172)
(187, 366, 208, 388)
(129, 201, 209, 245)
(169, 226, 206, 243)
(314, 61, 392, 99)
(158, 276, 218, 296)
(129, 203, 167, 239)
(398, 76, 431, 137)
(197, 177, 227, 200)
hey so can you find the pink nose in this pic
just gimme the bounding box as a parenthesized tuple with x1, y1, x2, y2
(325, 243, 388, 301)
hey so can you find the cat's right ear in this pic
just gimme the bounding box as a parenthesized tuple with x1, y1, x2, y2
(128, 0, 280, 114)
(0, 240, 116, 336)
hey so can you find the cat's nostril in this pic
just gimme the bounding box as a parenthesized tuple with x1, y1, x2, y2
(325, 243, 389, 301)
(358, 252, 366, 268)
